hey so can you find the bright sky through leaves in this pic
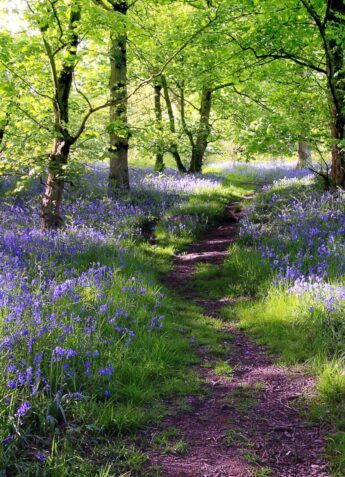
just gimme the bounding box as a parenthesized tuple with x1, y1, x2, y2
(0, 0, 26, 32)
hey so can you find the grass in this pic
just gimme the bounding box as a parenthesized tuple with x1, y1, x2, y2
(223, 428, 250, 448)
(8, 162, 343, 474)
(214, 360, 233, 379)
(0, 167, 253, 475)
(249, 467, 273, 477)
(154, 173, 255, 250)
(152, 427, 188, 455)
(188, 176, 345, 476)
(135, 169, 345, 475)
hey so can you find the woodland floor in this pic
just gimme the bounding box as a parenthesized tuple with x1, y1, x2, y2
(146, 197, 330, 477)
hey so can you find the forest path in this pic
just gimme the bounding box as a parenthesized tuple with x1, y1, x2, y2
(147, 196, 329, 477)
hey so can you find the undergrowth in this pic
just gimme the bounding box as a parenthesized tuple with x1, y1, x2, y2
(0, 167, 253, 475)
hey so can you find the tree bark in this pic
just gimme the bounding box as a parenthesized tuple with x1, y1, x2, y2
(326, 0, 345, 186)
(297, 139, 311, 168)
(41, 3, 80, 229)
(0, 112, 9, 152)
(161, 76, 186, 172)
(179, 82, 196, 165)
(154, 83, 165, 172)
(0, 127, 5, 148)
(108, 1, 129, 193)
(42, 139, 71, 228)
(189, 88, 212, 173)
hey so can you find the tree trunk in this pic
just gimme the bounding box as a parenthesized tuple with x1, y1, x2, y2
(189, 146, 199, 173)
(154, 83, 165, 172)
(42, 138, 71, 229)
(189, 88, 212, 173)
(0, 112, 9, 151)
(179, 82, 196, 168)
(0, 127, 5, 149)
(297, 139, 311, 168)
(330, 110, 345, 186)
(161, 76, 186, 172)
(327, 0, 345, 187)
(41, 3, 80, 229)
(108, 1, 129, 193)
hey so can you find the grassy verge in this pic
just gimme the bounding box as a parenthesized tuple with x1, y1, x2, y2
(153, 173, 254, 251)
(192, 176, 345, 476)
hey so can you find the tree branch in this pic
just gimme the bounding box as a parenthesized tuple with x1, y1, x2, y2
(49, 0, 64, 44)
(73, 75, 93, 109)
(16, 105, 52, 132)
(227, 32, 327, 74)
(323, 0, 332, 27)
(71, 101, 111, 143)
(129, 7, 221, 97)
(0, 59, 55, 102)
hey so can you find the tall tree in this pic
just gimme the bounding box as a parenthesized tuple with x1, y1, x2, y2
(93, 0, 130, 192)
(304, 0, 345, 185)
(297, 139, 312, 168)
(24, 0, 112, 228)
(39, 1, 81, 228)
(108, 0, 130, 191)
(227, 0, 344, 186)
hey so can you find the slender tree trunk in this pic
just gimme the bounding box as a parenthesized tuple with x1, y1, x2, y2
(297, 139, 311, 168)
(161, 76, 186, 172)
(189, 88, 212, 173)
(327, 0, 345, 186)
(154, 83, 165, 172)
(179, 83, 195, 168)
(108, 1, 129, 193)
(41, 4, 80, 229)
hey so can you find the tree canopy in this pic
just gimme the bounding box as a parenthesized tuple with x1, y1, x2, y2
(0, 0, 344, 225)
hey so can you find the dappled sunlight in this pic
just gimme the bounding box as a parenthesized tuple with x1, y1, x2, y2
(0, 0, 344, 471)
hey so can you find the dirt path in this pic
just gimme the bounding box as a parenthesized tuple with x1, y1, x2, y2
(147, 198, 329, 477)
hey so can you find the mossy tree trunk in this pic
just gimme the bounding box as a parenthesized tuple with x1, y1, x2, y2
(108, 1, 129, 193)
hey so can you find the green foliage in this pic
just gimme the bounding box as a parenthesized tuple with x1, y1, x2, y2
(0, 0, 336, 177)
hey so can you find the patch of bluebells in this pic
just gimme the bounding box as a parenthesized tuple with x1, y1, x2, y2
(289, 277, 345, 313)
(240, 171, 345, 328)
(0, 166, 220, 437)
(208, 159, 313, 182)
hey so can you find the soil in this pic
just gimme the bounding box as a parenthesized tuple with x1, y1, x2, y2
(147, 198, 330, 477)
